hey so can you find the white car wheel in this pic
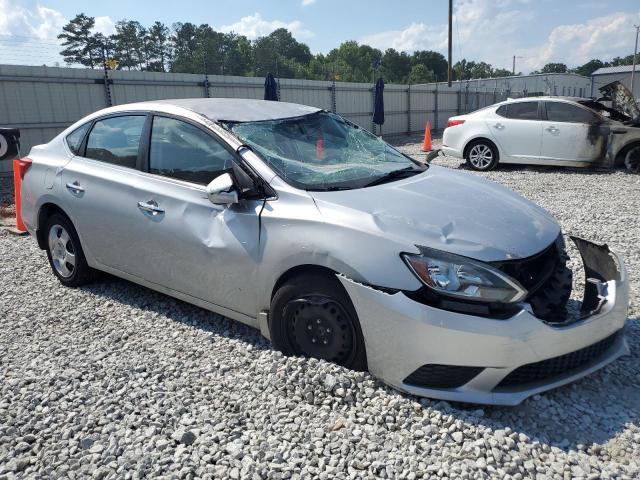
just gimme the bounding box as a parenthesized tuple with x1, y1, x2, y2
(466, 142, 498, 171)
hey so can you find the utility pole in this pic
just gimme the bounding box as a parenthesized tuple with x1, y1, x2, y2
(631, 25, 639, 97)
(512, 55, 522, 75)
(447, 0, 453, 87)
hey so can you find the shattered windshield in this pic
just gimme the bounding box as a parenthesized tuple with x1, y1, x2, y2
(224, 111, 424, 191)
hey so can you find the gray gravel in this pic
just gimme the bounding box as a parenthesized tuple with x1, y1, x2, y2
(1, 148, 639, 479)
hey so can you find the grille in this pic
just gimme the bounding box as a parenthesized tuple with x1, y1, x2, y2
(403, 364, 484, 389)
(497, 332, 619, 388)
(492, 240, 563, 293)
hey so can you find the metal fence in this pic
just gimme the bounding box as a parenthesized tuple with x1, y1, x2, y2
(0, 64, 525, 175)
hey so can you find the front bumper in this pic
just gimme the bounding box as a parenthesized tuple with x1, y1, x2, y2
(339, 238, 630, 406)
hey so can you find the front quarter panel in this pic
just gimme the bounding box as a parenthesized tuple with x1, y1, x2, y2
(256, 178, 422, 312)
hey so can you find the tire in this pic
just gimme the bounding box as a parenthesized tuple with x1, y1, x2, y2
(269, 272, 367, 371)
(624, 144, 640, 173)
(44, 213, 94, 287)
(465, 140, 499, 171)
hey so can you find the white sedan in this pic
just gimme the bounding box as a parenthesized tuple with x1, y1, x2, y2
(441, 95, 639, 171)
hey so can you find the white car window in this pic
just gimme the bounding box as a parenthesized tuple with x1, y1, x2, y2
(545, 102, 599, 124)
(503, 102, 539, 120)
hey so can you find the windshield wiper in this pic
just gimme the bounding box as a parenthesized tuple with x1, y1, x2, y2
(363, 167, 423, 187)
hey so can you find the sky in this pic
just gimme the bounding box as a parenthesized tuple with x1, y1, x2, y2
(0, 0, 639, 73)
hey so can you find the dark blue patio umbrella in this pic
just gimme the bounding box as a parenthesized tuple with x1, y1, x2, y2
(264, 73, 279, 101)
(373, 77, 385, 130)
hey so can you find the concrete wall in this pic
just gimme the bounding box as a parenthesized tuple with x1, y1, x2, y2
(1, 64, 530, 175)
(420, 73, 592, 99)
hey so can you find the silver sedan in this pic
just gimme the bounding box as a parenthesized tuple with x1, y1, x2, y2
(19, 98, 629, 405)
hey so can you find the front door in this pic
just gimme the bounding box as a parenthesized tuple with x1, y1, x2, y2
(126, 115, 262, 317)
(540, 101, 606, 163)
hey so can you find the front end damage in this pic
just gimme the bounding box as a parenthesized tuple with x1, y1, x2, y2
(338, 237, 629, 406)
(586, 81, 640, 172)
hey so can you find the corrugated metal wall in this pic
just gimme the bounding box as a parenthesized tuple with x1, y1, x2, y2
(1, 64, 529, 174)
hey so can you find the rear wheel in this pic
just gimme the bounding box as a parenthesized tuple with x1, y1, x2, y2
(270, 272, 367, 370)
(45, 213, 93, 287)
(465, 140, 499, 171)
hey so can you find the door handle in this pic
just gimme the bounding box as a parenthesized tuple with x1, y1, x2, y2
(546, 126, 559, 133)
(137, 200, 165, 215)
(66, 181, 85, 193)
(493, 123, 505, 130)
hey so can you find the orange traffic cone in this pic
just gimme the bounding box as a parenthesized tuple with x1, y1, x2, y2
(421, 121, 432, 152)
(12, 158, 29, 233)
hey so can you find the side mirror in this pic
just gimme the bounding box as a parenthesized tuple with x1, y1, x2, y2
(206, 172, 239, 205)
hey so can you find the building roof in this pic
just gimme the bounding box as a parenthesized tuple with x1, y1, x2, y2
(150, 98, 321, 122)
(592, 65, 638, 76)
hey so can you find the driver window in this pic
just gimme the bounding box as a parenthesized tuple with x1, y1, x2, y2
(149, 116, 235, 185)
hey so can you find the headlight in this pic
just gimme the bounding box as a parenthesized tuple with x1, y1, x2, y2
(402, 247, 527, 303)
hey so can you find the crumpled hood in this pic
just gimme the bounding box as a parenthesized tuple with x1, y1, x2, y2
(598, 81, 640, 123)
(310, 166, 560, 262)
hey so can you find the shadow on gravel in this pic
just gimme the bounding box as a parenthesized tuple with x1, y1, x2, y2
(80, 269, 639, 453)
(81, 274, 272, 351)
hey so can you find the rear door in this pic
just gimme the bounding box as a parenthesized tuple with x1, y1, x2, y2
(540, 101, 606, 163)
(61, 113, 149, 273)
(485, 101, 542, 162)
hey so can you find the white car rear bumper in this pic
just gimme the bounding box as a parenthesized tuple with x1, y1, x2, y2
(338, 238, 630, 406)
(441, 145, 464, 159)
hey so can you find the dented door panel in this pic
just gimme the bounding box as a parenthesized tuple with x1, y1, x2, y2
(124, 173, 263, 317)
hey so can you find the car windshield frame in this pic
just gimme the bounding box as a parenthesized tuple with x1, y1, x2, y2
(222, 111, 426, 191)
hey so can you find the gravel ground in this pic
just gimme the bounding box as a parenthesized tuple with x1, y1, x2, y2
(1, 147, 639, 479)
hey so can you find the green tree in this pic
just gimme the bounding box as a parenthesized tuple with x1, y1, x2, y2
(381, 48, 411, 83)
(113, 20, 147, 70)
(58, 13, 99, 68)
(407, 64, 435, 84)
(411, 50, 448, 81)
(539, 62, 568, 74)
(572, 59, 604, 77)
(146, 22, 170, 71)
(326, 41, 382, 82)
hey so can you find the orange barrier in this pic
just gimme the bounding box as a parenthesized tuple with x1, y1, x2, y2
(12, 158, 29, 233)
(421, 121, 432, 152)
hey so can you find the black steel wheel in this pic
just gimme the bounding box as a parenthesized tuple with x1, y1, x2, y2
(270, 272, 367, 370)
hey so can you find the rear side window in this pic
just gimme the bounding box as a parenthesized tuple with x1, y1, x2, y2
(545, 102, 599, 124)
(149, 116, 235, 185)
(86, 115, 146, 168)
(505, 102, 539, 120)
(66, 123, 90, 155)
(495, 105, 508, 117)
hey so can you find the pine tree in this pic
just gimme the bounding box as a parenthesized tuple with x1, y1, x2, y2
(58, 13, 98, 68)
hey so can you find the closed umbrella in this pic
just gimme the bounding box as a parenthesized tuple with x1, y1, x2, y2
(372, 77, 385, 134)
(264, 73, 279, 101)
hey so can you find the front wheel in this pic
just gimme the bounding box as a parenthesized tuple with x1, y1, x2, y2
(269, 272, 367, 371)
(466, 141, 499, 171)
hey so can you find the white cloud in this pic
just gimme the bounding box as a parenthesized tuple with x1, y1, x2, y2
(0, 0, 66, 40)
(301, 0, 316, 6)
(93, 16, 116, 37)
(219, 12, 314, 40)
(520, 12, 640, 70)
(359, 0, 640, 72)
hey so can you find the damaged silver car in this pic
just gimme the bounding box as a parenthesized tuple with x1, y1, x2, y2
(442, 81, 640, 172)
(19, 98, 630, 405)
